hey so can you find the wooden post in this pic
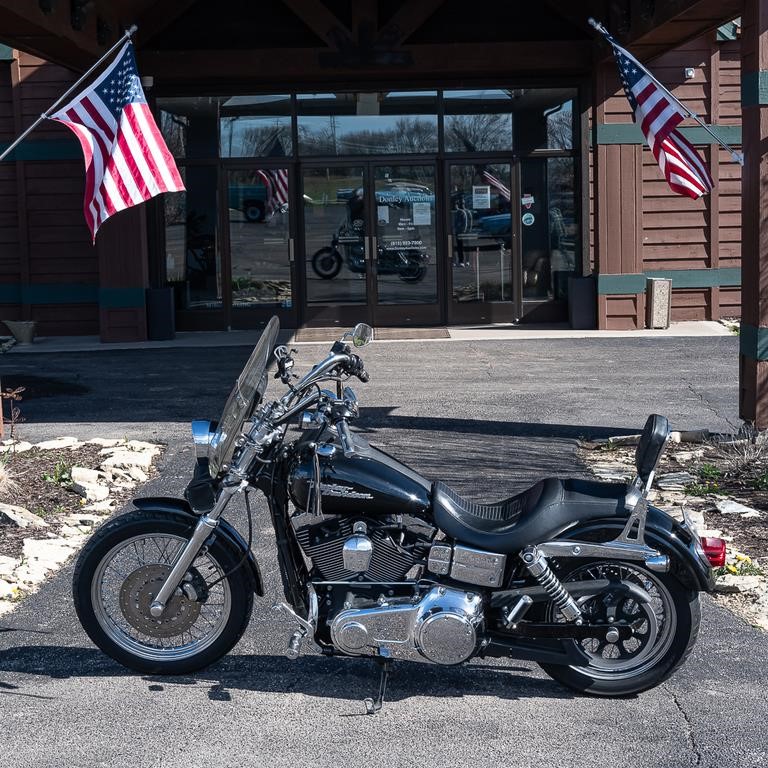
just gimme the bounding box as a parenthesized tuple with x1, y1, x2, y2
(739, 0, 768, 427)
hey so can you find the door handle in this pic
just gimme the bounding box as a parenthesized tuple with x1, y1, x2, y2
(371, 236, 378, 274)
(289, 237, 295, 263)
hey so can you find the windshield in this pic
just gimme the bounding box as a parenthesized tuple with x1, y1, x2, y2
(209, 316, 280, 475)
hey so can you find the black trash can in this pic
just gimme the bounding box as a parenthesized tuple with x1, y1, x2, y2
(146, 287, 175, 341)
(568, 275, 597, 330)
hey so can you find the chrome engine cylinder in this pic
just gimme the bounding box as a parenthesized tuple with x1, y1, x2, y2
(520, 545, 582, 622)
(342, 521, 373, 572)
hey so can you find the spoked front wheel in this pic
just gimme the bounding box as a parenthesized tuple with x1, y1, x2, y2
(539, 560, 700, 696)
(73, 509, 254, 675)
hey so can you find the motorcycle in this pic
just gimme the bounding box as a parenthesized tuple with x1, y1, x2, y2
(311, 223, 429, 283)
(73, 318, 719, 712)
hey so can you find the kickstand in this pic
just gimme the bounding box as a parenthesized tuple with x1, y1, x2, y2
(363, 658, 393, 715)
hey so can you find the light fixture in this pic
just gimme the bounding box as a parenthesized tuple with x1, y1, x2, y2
(684, 67, 696, 80)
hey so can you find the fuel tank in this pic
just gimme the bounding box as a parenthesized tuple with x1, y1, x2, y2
(288, 435, 431, 517)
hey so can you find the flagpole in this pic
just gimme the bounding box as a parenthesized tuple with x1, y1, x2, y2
(0, 25, 138, 163)
(588, 17, 744, 165)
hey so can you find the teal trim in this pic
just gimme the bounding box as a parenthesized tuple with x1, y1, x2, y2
(597, 268, 741, 295)
(0, 137, 81, 162)
(742, 71, 768, 107)
(594, 123, 741, 146)
(99, 287, 146, 308)
(0, 44, 13, 61)
(597, 274, 646, 295)
(0, 283, 97, 305)
(739, 324, 768, 361)
(717, 20, 740, 42)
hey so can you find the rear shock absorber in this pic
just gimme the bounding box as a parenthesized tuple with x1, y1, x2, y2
(520, 545, 582, 623)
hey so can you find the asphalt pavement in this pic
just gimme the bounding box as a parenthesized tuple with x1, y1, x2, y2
(1, 333, 765, 768)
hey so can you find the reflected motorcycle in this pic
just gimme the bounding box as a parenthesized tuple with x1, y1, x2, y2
(311, 223, 428, 283)
(73, 318, 719, 711)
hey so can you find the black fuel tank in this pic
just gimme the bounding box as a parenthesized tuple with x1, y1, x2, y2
(288, 437, 431, 517)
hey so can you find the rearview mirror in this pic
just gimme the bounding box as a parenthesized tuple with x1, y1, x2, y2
(351, 322, 373, 347)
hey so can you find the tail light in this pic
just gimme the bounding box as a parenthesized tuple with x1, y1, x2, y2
(700, 537, 726, 568)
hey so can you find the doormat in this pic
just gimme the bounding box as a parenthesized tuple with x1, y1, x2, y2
(291, 327, 450, 343)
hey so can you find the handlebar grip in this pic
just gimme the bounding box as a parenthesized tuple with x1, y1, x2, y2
(357, 369, 369, 383)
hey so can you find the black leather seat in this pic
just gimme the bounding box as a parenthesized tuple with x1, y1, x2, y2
(432, 478, 627, 553)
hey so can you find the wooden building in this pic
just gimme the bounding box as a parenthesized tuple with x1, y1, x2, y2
(8, 1, 768, 431)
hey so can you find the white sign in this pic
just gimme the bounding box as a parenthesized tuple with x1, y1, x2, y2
(472, 185, 491, 209)
(522, 193, 535, 209)
(412, 201, 431, 226)
(377, 205, 389, 225)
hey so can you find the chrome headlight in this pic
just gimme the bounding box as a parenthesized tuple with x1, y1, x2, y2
(191, 419, 216, 459)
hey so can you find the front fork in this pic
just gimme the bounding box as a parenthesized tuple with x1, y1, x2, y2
(149, 480, 245, 618)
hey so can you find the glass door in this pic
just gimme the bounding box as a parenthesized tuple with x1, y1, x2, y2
(225, 165, 296, 328)
(445, 161, 520, 324)
(300, 162, 440, 327)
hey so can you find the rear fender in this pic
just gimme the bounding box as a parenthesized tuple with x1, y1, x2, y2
(559, 505, 714, 592)
(133, 496, 264, 596)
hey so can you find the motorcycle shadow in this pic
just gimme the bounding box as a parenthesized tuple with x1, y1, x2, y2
(0, 645, 577, 704)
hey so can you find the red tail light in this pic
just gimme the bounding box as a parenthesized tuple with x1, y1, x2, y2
(700, 537, 727, 568)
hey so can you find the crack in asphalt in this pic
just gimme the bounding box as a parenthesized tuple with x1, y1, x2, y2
(668, 686, 703, 766)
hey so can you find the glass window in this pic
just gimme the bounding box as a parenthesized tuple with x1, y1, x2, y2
(520, 157, 578, 301)
(163, 166, 222, 310)
(444, 89, 514, 153)
(219, 94, 292, 157)
(512, 88, 575, 152)
(297, 91, 438, 155)
(158, 97, 220, 160)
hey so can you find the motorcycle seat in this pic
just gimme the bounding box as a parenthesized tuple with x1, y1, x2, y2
(431, 478, 627, 554)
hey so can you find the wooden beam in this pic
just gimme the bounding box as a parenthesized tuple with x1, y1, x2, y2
(134, 0, 197, 47)
(376, 0, 446, 45)
(140, 40, 593, 83)
(278, 0, 352, 49)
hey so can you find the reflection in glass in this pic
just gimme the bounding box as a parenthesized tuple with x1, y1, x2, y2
(297, 92, 437, 155)
(303, 166, 367, 305)
(374, 165, 437, 305)
(219, 95, 292, 157)
(228, 168, 292, 308)
(444, 89, 514, 153)
(448, 163, 513, 303)
(164, 166, 222, 309)
(512, 88, 575, 151)
(520, 157, 578, 300)
(158, 97, 220, 160)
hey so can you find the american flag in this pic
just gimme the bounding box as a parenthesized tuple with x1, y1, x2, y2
(256, 168, 289, 216)
(482, 169, 510, 202)
(51, 42, 184, 240)
(606, 31, 713, 199)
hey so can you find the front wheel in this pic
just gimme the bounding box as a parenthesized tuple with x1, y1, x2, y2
(539, 561, 700, 696)
(312, 247, 343, 279)
(73, 509, 254, 675)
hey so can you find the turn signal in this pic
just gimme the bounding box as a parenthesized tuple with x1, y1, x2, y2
(700, 537, 727, 568)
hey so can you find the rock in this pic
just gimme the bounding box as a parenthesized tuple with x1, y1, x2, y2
(671, 449, 705, 463)
(656, 472, 696, 490)
(126, 466, 148, 483)
(16, 537, 79, 585)
(0, 600, 15, 617)
(0, 440, 33, 454)
(63, 513, 104, 526)
(85, 438, 125, 448)
(685, 508, 706, 534)
(0, 555, 19, 579)
(607, 434, 641, 447)
(0, 579, 14, 600)
(715, 499, 759, 516)
(674, 430, 710, 443)
(100, 450, 154, 469)
(741, 510, 763, 519)
(71, 466, 100, 486)
(715, 575, 765, 595)
(71, 480, 110, 502)
(125, 440, 162, 453)
(0, 502, 48, 528)
(35, 436, 80, 450)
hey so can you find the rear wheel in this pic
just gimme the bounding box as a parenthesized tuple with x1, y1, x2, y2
(539, 561, 700, 696)
(312, 247, 343, 279)
(73, 509, 253, 675)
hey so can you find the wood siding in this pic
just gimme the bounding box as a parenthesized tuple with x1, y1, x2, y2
(594, 34, 743, 329)
(0, 51, 98, 336)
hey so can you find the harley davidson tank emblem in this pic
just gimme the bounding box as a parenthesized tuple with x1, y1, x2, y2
(319, 483, 374, 500)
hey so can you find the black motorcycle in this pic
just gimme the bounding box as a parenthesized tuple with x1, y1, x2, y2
(73, 318, 718, 711)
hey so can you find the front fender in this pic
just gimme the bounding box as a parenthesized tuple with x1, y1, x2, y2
(561, 505, 715, 592)
(133, 496, 264, 596)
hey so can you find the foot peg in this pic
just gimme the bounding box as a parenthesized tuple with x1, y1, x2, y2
(273, 600, 315, 660)
(286, 629, 305, 660)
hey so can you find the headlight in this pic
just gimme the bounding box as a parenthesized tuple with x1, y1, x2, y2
(191, 419, 215, 459)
